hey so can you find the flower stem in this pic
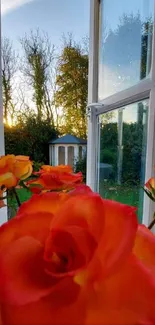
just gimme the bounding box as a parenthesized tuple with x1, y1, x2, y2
(12, 188, 21, 207)
(148, 212, 155, 230)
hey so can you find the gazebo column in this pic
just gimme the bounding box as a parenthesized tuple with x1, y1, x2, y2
(74, 145, 79, 165)
(65, 146, 68, 165)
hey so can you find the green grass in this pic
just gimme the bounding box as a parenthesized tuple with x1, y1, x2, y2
(99, 182, 143, 223)
(8, 183, 143, 223)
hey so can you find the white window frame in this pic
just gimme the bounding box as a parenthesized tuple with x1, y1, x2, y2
(87, 0, 155, 226)
(0, 3, 7, 225)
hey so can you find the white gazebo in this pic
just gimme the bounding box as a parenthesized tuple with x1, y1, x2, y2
(49, 134, 87, 168)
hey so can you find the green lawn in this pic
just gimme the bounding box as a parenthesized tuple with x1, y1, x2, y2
(8, 184, 143, 223)
(99, 182, 143, 223)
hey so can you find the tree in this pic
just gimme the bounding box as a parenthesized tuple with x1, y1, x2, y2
(21, 29, 55, 123)
(55, 36, 88, 138)
(1, 37, 18, 125)
(101, 14, 153, 92)
(5, 114, 58, 163)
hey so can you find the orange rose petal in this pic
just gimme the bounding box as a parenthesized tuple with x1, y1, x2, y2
(1, 284, 85, 325)
(0, 155, 15, 170)
(44, 226, 97, 277)
(29, 170, 82, 192)
(0, 211, 55, 251)
(29, 186, 43, 194)
(0, 172, 17, 188)
(133, 225, 155, 272)
(86, 255, 155, 324)
(38, 173, 63, 190)
(13, 161, 33, 180)
(41, 165, 73, 174)
(0, 156, 7, 169)
(76, 201, 138, 284)
(0, 155, 33, 185)
(27, 175, 62, 192)
(51, 193, 105, 242)
(58, 172, 83, 187)
(69, 184, 93, 196)
(145, 177, 155, 190)
(97, 199, 138, 276)
(17, 191, 68, 216)
(86, 308, 141, 325)
(15, 156, 30, 161)
(0, 236, 56, 305)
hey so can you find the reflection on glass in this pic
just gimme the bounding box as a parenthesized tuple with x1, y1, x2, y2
(68, 146, 74, 167)
(58, 146, 65, 165)
(99, 0, 154, 100)
(98, 100, 149, 222)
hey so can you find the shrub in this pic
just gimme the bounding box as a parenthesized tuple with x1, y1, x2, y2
(5, 115, 58, 163)
(75, 155, 87, 182)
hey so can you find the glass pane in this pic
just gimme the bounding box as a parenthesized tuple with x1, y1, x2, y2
(68, 146, 74, 167)
(58, 146, 65, 165)
(52, 146, 55, 166)
(98, 99, 149, 222)
(99, 0, 154, 100)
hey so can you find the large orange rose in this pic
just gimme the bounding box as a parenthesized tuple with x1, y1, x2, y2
(27, 165, 82, 193)
(0, 155, 33, 190)
(0, 185, 155, 325)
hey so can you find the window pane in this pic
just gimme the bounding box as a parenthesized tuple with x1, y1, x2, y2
(58, 146, 65, 165)
(98, 0, 154, 100)
(68, 146, 74, 167)
(98, 99, 148, 222)
(52, 146, 55, 166)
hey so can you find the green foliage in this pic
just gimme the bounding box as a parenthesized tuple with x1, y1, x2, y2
(100, 148, 117, 165)
(100, 120, 145, 185)
(55, 37, 88, 138)
(75, 155, 87, 182)
(33, 161, 44, 172)
(5, 115, 58, 163)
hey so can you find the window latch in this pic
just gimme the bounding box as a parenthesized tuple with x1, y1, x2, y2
(86, 103, 104, 121)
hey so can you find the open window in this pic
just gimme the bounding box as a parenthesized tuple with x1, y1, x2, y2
(87, 0, 155, 225)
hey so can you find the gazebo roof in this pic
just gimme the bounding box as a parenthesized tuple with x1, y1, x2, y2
(49, 134, 87, 145)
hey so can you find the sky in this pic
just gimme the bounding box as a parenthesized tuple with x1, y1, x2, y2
(1, 0, 153, 125)
(2, 0, 153, 50)
(1, 0, 90, 51)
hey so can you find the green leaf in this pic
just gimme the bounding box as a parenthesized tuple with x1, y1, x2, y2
(29, 183, 43, 188)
